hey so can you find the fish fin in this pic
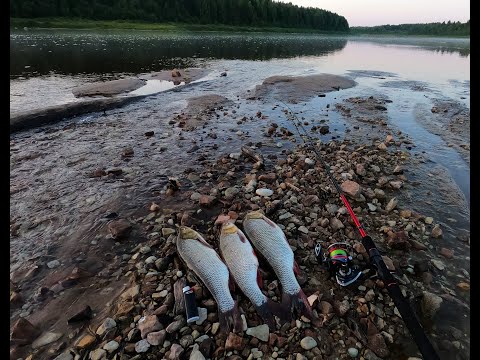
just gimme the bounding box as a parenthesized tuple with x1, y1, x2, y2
(219, 302, 243, 333)
(293, 261, 301, 276)
(281, 289, 313, 320)
(228, 274, 236, 293)
(256, 269, 263, 289)
(255, 298, 284, 330)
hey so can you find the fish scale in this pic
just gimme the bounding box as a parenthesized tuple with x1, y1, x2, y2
(176, 226, 242, 332)
(243, 211, 312, 319)
(177, 238, 234, 313)
(243, 215, 300, 295)
(219, 222, 265, 306)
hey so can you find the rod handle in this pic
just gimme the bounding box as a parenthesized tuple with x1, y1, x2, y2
(361, 236, 440, 360)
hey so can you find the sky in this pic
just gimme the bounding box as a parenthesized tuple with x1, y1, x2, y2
(276, 0, 470, 27)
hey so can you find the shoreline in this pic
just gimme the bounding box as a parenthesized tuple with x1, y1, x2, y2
(10, 18, 469, 38)
(10, 72, 470, 360)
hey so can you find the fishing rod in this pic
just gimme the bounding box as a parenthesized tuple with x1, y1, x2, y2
(280, 102, 440, 360)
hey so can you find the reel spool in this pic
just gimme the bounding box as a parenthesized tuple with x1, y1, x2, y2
(315, 242, 362, 287)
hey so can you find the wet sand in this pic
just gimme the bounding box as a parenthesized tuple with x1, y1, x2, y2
(254, 74, 356, 103)
(72, 68, 209, 98)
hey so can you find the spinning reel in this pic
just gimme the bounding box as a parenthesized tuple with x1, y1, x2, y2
(315, 242, 362, 287)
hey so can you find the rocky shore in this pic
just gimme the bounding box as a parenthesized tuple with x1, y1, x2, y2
(10, 74, 470, 360)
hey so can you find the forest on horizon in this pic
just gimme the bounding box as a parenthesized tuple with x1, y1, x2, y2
(351, 21, 470, 36)
(10, 0, 350, 31)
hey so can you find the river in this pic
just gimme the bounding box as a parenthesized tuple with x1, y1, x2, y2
(10, 30, 470, 360)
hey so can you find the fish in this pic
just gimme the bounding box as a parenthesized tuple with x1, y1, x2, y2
(176, 226, 242, 332)
(242, 211, 313, 319)
(219, 221, 282, 329)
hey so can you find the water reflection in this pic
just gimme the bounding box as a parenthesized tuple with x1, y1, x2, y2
(10, 31, 349, 77)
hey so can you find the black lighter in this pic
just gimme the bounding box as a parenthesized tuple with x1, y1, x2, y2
(183, 285, 199, 323)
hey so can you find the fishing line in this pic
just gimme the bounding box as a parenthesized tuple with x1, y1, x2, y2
(278, 100, 440, 360)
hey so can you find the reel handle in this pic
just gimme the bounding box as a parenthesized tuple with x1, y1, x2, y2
(314, 243, 323, 264)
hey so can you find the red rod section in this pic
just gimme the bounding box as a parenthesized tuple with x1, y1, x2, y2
(339, 194, 367, 238)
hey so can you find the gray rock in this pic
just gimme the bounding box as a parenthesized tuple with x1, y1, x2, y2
(89, 349, 107, 360)
(135, 339, 151, 353)
(245, 179, 257, 193)
(389, 180, 403, 189)
(195, 335, 210, 343)
(431, 259, 445, 271)
(251, 348, 263, 358)
(330, 217, 345, 231)
(139, 246, 151, 254)
(189, 344, 206, 360)
(279, 212, 293, 220)
(246, 324, 269, 342)
(365, 289, 375, 302)
(421, 291, 443, 319)
(298, 226, 309, 234)
(334, 299, 350, 317)
(225, 187, 240, 200)
(325, 204, 339, 214)
(385, 197, 398, 212)
(169, 343, 184, 359)
(300, 336, 317, 350)
(256, 188, 273, 197)
(190, 192, 202, 201)
(431, 224, 443, 238)
(147, 330, 166, 346)
(32, 332, 63, 349)
(96, 318, 116, 336)
(103, 340, 119, 353)
(47, 260, 60, 269)
(393, 165, 403, 174)
(356, 164, 366, 176)
(348, 347, 359, 357)
(180, 335, 194, 348)
(374, 188, 385, 199)
(166, 318, 186, 333)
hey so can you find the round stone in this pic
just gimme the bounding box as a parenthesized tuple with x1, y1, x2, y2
(348, 347, 359, 357)
(300, 336, 317, 350)
(256, 188, 273, 197)
(135, 339, 150, 353)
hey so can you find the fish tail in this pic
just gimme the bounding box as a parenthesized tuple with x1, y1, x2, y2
(254, 298, 284, 329)
(219, 301, 243, 333)
(281, 289, 313, 320)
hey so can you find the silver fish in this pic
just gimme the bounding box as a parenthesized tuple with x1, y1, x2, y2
(242, 211, 312, 319)
(176, 226, 242, 332)
(219, 221, 282, 329)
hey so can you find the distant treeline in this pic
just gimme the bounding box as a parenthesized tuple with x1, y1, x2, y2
(351, 21, 469, 36)
(10, 0, 349, 31)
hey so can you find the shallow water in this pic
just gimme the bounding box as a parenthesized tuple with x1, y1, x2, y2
(10, 30, 470, 359)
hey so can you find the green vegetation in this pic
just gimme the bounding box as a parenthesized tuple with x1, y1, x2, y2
(9, 17, 347, 34)
(10, 0, 349, 32)
(351, 21, 469, 37)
